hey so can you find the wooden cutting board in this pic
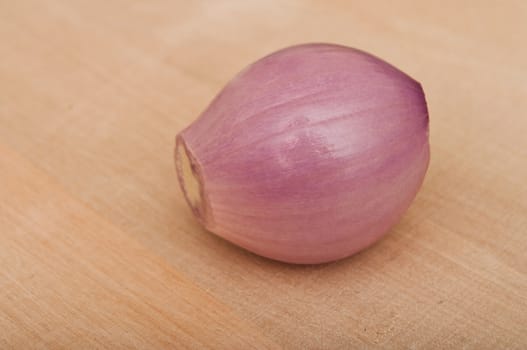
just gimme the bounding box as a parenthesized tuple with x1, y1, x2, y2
(1, 1, 526, 348)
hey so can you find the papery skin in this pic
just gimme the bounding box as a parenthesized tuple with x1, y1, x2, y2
(176, 43, 429, 264)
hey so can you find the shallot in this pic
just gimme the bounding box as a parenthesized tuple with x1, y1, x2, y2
(175, 43, 429, 264)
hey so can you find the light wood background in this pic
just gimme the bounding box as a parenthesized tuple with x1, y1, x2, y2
(1, 1, 526, 348)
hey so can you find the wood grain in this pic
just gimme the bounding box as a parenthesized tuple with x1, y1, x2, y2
(1, 0, 526, 348)
(0, 144, 277, 349)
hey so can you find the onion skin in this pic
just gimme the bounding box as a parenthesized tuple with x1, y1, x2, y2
(175, 43, 429, 264)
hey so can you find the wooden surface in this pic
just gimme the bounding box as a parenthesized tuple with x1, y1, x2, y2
(0, 0, 526, 348)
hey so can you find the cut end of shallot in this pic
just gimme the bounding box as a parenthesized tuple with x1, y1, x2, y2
(175, 136, 208, 226)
